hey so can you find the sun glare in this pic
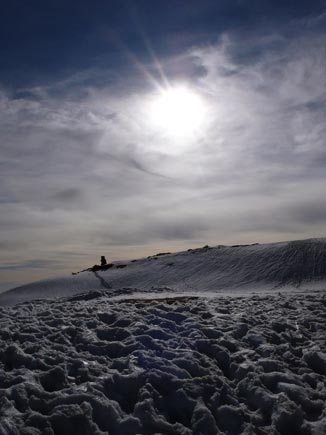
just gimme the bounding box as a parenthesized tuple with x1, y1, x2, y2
(149, 86, 206, 138)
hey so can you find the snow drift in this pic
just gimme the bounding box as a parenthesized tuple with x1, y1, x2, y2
(1, 238, 326, 306)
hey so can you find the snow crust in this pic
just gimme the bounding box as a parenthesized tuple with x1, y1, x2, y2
(0, 291, 326, 434)
(1, 238, 326, 306)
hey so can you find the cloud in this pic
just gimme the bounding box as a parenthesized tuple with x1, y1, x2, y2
(51, 188, 82, 202)
(0, 259, 59, 271)
(288, 200, 326, 224)
(0, 20, 326, 289)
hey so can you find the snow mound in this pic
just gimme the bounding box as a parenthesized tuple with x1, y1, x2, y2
(0, 291, 326, 434)
(1, 238, 326, 306)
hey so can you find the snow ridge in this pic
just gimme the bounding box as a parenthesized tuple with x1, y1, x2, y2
(1, 238, 326, 306)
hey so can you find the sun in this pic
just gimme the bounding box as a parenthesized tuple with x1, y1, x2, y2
(149, 86, 206, 138)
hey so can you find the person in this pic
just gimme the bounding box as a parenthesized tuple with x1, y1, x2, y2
(101, 256, 107, 266)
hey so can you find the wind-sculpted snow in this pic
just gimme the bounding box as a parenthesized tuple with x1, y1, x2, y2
(1, 238, 326, 306)
(1, 291, 326, 434)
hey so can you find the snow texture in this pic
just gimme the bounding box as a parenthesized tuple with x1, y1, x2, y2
(1, 238, 326, 306)
(1, 291, 326, 434)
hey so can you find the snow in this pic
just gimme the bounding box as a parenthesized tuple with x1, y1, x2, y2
(1, 238, 326, 306)
(0, 291, 325, 434)
(0, 237, 326, 433)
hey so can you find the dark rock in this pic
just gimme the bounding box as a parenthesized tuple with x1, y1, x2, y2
(100, 256, 107, 266)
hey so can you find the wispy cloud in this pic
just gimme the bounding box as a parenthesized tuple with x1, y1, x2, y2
(1, 20, 325, 289)
(0, 259, 57, 271)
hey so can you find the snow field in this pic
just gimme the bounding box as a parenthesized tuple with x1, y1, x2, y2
(0, 291, 326, 434)
(2, 238, 326, 306)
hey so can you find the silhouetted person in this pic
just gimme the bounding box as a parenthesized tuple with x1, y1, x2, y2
(101, 256, 107, 267)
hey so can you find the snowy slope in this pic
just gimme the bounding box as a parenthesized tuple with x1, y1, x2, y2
(1, 238, 326, 306)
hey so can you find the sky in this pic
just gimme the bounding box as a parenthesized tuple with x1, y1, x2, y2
(1, 0, 326, 291)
